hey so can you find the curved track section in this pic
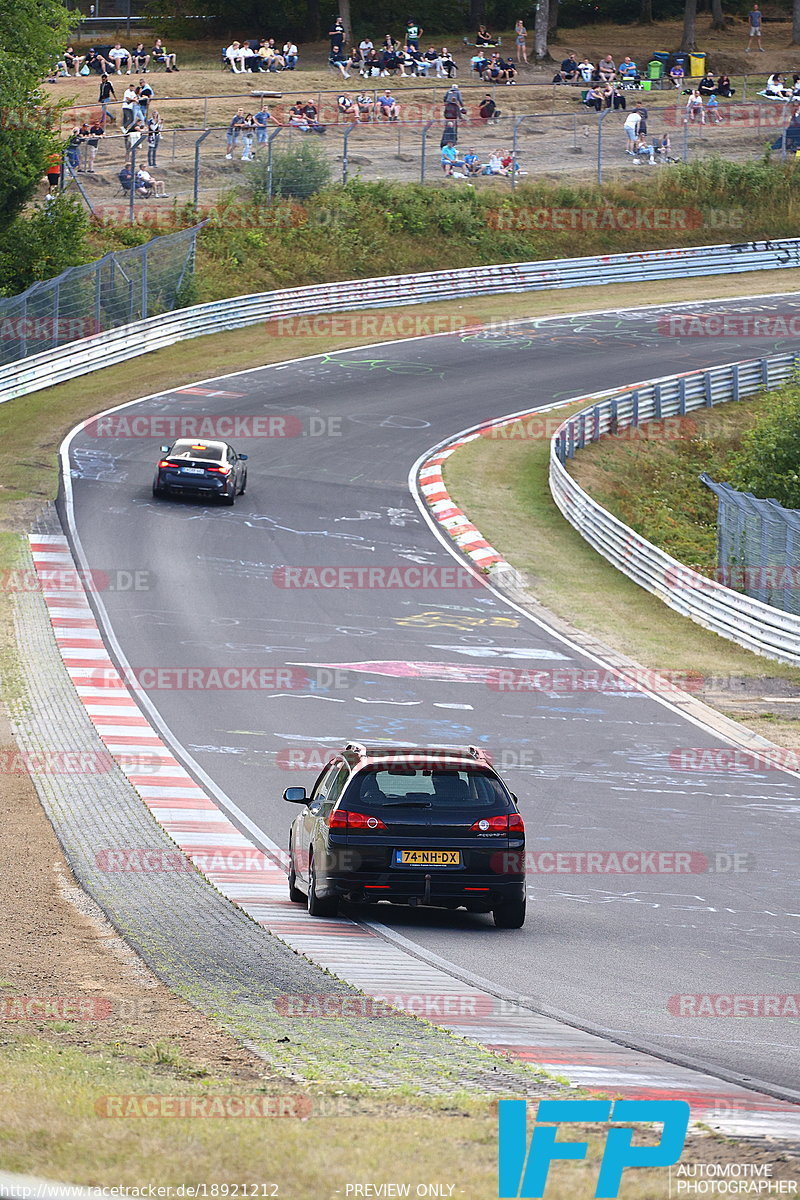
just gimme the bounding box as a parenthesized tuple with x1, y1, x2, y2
(60, 297, 800, 1097)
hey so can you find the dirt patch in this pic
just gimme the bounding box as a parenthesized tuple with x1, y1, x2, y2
(0, 706, 276, 1082)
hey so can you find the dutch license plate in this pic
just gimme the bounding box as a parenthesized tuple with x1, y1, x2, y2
(395, 849, 461, 866)
(182, 467, 205, 474)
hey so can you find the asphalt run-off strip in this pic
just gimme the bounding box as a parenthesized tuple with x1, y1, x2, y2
(19, 512, 800, 1140)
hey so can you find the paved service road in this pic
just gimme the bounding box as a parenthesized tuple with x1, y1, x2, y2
(63, 298, 800, 1096)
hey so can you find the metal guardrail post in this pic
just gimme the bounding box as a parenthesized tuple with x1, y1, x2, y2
(193, 129, 212, 205)
(420, 121, 434, 182)
(52, 281, 60, 352)
(682, 117, 689, 163)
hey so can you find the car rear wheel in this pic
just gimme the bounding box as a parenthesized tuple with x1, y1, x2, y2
(220, 488, 235, 507)
(307, 855, 338, 918)
(239, 470, 247, 495)
(152, 484, 164, 498)
(287, 837, 305, 903)
(492, 896, 526, 929)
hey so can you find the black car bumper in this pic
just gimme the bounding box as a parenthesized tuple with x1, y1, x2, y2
(325, 870, 525, 910)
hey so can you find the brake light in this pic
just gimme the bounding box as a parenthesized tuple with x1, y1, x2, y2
(470, 813, 525, 833)
(329, 809, 387, 831)
(206, 465, 231, 474)
(158, 460, 171, 468)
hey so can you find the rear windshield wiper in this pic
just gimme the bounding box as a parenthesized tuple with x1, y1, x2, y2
(381, 800, 432, 808)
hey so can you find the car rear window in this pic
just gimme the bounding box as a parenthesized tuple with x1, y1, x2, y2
(346, 767, 510, 809)
(169, 441, 224, 462)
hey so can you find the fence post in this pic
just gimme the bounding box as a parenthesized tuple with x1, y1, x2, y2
(682, 116, 689, 162)
(511, 116, 524, 190)
(52, 281, 60, 352)
(597, 107, 612, 184)
(267, 126, 283, 200)
(342, 122, 357, 184)
(95, 258, 102, 338)
(141, 243, 148, 321)
(203, 96, 208, 128)
(129, 142, 137, 222)
(193, 128, 212, 205)
(420, 120, 434, 182)
(20, 297, 27, 360)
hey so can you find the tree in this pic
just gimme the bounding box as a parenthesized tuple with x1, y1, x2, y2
(534, 0, 550, 62)
(639, 0, 653, 24)
(710, 0, 726, 32)
(681, 0, 697, 50)
(339, 0, 352, 43)
(0, 0, 72, 225)
(548, 0, 560, 33)
(728, 390, 800, 509)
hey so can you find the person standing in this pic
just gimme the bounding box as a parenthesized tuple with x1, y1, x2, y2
(406, 19, 422, 50)
(85, 119, 104, 171)
(99, 74, 116, 124)
(329, 17, 345, 57)
(240, 113, 256, 160)
(121, 82, 137, 130)
(746, 3, 764, 51)
(254, 104, 276, 144)
(623, 108, 641, 151)
(515, 19, 528, 64)
(146, 110, 162, 166)
(225, 108, 245, 158)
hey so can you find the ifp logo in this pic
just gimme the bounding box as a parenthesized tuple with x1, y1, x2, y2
(498, 1098, 689, 1197)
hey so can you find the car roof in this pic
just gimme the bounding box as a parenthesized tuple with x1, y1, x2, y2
(338, 742, 494, 768)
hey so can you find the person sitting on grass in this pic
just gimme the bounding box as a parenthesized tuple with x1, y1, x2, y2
(283, 42, 298, 69)
(602, 82, 626, 110)
(226, 41, 248, 73)
(698, 72, 717, 96)
(482, 149, 508, 175)
(463, 147, 481, 175)
(136, 167, 167, 197)
(378, 89, 400, 120)
(479, 93, 499, 121)
(476, 24, 496, 46)
(618, 56, 640, 83)
(441, 142, 466, 174)
(583, 84, 604, 111)
(85, 47, 112, 74)
(60, 47, 85, 76)
(338, 92, 356, 119)
(303, 100, 326, 133)
(132, 43, 150, 72)
(356, 92, 374, 119)
(108, 43, 132, 74)
(717, 73, 734, 96)
(633, 134, 656, 164)
(766, 72, 791, 98)
(151, 39, 178, 71)
(598, 54, 615, 81)
(500, 56, 517, 83)
(578, 56, 595, 82)
(669, 61, 684, 88)
(439, 47, 457, 77)
(558, 52, 579, 83)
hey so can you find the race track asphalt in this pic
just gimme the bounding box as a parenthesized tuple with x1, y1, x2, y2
(62, 296, 800, 1096)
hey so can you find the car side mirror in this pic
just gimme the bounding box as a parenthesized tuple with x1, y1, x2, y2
(284, 786, 307, 803)
(511, 793, 519, 804)
(238, 453, 248, 460)
(160, 444, 170, 453)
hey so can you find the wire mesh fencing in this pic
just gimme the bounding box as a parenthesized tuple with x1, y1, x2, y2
(0, 224, 203, 366)
(702, 474, 800, 616)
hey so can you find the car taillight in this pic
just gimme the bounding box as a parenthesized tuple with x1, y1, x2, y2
(206, 465, 231, 474)
(158, 460, 171, 468)
(329, 809, 387, 831)
(470, 813, 525, 833)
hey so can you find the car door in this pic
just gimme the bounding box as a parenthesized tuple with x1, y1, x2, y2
(295, 761, 339, 883)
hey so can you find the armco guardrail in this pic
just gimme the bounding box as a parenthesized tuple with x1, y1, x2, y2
(2, 237, 800, 404)
(549, 353, 800, 667)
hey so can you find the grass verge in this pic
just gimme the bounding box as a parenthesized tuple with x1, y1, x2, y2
(443, 390, 800, 745)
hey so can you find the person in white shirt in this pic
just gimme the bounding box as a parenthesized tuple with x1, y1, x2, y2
(108, 43, 132, 73)
(578, 57, 594, 81)
(122, 84, 138, 129)
(226, 41, 248, 73)
(282, 42, 298, 69)
(359, 38, 373, 54)
(623, 109, 641, 150)
(136, 167, 166, 196)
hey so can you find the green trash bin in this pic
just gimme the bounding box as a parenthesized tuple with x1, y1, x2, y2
(689, 51, 706, 77)
(648, 60, 664, 80)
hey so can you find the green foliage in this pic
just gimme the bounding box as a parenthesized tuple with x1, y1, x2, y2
(728, 386, 800, 509)
(248, 142, 332, 202)
(0, 194, 90, 296)
(0, 0, 73, 224)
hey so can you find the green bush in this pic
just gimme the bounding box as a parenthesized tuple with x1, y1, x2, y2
(728, 386, 800, 508)
(248, 142, 332, 202)
(0, 193, 90, 295)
